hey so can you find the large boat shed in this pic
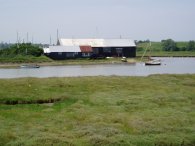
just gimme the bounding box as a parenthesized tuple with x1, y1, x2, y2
(43, 39, 136, 60)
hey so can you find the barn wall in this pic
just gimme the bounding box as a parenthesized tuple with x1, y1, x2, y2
(44, 52, 82, 60)
(92, 47, 136, 57)
(123, 47, 136, 57)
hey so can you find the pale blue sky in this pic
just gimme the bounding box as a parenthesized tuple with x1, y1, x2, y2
(0, 0, 195, 43)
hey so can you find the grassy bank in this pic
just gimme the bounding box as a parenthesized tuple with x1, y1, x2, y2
(0, 75, 195, 145)
(137, 41, 189, 51)
(136, 50, 195, 57)
(0, 57, 137, 68)
(137, 41, 195, 57)
(0, 55, 52, 63)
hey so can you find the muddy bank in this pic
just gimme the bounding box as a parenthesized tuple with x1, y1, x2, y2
(0, 97, 64, 105)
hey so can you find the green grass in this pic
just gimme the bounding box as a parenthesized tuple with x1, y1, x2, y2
(0, 75, 195, 145)
(136, 50, 195, 57)
(0, 55, 52, 63)
(137, 42, 163, 51)
(136, 42, 195, 57)
(137, 41, 195, 57)
(137, 41, 189, 51)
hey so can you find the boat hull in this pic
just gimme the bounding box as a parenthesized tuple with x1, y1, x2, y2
(145, 60, 161, 66)
(20, 65, 40, 68)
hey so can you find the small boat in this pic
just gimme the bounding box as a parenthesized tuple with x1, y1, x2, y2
(121, 57, 127, 62)
(20, 64, 40, 68)
(141, 41, 161, 66)
(145, 60, 161, 65)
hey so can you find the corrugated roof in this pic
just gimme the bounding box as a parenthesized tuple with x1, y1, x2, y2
(59, 39, 136, 47)
(43, 46, 81, 53)
(103, 39, 136, 47)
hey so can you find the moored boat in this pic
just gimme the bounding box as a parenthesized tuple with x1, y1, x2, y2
(145, 60, 161, 65)
(20, 64, 40, 68)
(141, 41, 161, 66)
(121, 57, 127, 62)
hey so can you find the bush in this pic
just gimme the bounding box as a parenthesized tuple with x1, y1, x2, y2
(161, 39, 177, 51)
(187, 40, 195, 51)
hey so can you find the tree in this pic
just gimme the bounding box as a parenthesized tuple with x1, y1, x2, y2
(0, 43, 43, 57)
(187, 40, 195, 51)
(161, 39, 177, 51)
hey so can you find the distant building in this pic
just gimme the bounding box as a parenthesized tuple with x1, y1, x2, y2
(43, 38, 136, 60)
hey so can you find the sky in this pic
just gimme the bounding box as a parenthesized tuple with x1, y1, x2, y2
(0, 0, 195, 44)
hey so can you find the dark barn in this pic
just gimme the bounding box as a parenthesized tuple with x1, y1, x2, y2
(44, 39, 136, 60)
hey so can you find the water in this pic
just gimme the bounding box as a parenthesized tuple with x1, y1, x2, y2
(0, 57, 195, 78)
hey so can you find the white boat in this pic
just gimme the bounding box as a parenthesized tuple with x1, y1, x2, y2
(20, 64, 40, 68)
(145, 60, 161, 65)
(141, 42, 161, 66)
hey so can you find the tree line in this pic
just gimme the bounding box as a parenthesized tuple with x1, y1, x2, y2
(161, 39, 195, 51)
(0, 43, 43, 57)
(0, 42, 12, 49)
(136, 39, 195, 51)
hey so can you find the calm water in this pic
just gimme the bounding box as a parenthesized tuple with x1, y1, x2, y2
(0, 57, 195, 78)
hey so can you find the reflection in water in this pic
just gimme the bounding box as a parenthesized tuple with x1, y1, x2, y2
(0, 57, 195, 78)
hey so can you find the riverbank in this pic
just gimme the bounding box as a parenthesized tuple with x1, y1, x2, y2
(136, 51, 195, 57)
(0, 74, 194, 145)
(0, 57, 137, 68)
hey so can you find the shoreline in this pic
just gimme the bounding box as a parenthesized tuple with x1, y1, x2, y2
(0, 56, 194, 69)
(0, 62, 136, 69)
(0, 58, 137, 68)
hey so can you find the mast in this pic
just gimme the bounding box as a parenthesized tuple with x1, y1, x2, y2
(57, 29, 59, 45)
(141, 41, 151, 61)
(31, 36, 34, 44)
(148, 41, 152, 59)
(27, 32, 29, 43)
(16, 31, 19, 48)
(95, 26, 98, 38)
(50, 35, 52, 45)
